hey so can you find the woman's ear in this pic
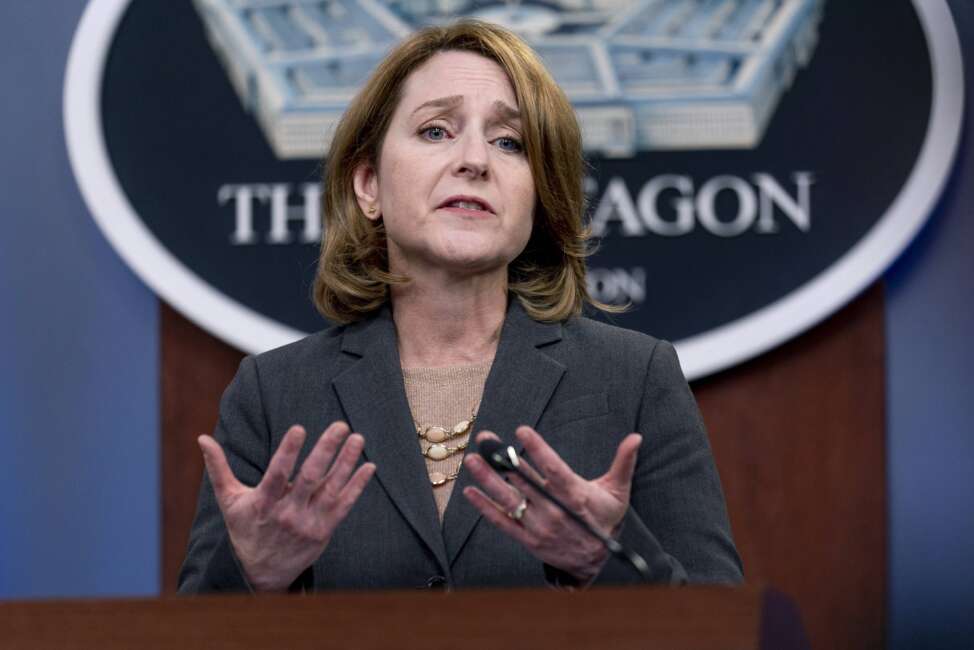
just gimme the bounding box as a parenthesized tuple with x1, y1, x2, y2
(352, 162, 381, 221)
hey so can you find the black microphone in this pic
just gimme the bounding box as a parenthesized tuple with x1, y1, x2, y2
(477, 438, 651, 581)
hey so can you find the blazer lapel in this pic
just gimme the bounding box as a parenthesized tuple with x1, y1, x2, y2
(441, 301, 565, 565)
(332, 308, 450, 575)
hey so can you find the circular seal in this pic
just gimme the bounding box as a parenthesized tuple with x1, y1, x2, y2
(64, 0, 964, 379)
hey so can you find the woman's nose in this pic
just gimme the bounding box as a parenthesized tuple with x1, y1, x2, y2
(453, 134, 489, 180)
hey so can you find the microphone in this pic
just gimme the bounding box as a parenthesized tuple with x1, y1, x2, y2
(477, 438, 651, 581)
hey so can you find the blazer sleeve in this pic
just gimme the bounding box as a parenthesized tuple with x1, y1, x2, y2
(592, 340, 744, 586)
(177, 355, 270, 593)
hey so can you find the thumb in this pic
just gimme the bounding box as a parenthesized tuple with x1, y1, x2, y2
(601, 433, 642, 495)
(198, 435, 242, 506)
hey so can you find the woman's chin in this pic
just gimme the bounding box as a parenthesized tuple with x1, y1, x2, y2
(427, 240, 515, 275)
(391, 235, 524, 279)
(437, 254, 507, 277)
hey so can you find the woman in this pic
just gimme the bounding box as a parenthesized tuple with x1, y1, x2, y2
(178, 20, 742, 593)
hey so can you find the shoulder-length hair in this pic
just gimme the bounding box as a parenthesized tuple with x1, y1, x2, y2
(314, 19, 608, 324)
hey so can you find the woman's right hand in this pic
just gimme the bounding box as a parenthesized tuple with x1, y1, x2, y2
(198, 421, 375, 592)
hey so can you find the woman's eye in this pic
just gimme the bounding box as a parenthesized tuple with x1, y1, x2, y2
(421, 126, 448, 141)
(495, 136, 524, 153)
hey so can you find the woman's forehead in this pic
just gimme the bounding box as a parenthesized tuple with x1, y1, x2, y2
(399, 51, 517, 112)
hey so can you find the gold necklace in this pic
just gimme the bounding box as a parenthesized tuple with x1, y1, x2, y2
(417, 411, 475, 487)
(416, 413, 474, 443)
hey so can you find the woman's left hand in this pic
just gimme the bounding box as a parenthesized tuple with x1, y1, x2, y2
(462, 425, 642, 584)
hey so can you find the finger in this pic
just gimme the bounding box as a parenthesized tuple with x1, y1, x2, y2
(323, 462, 376, 524)
(463, 486, 536, 547)
(473, 430, 544, 485)
(507, 472, 561, 523)
(290, 422, 350, 504)
(257, 425, 307, 501)
(463, 454, 524, 512)
(314, 433, 365, 504)
(198, 435, 243, 506)
(515, 426, 577, 493)
(512, 455, 548, 488)
(473, 430, 501, 447)
(601, 434, 642, 494)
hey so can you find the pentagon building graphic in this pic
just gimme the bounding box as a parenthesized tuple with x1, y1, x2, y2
(192, 0, 825, 159)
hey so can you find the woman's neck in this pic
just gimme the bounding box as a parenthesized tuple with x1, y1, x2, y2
(391, 270, 507, 369)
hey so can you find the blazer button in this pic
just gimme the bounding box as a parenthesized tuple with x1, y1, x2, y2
(425, 575, 447, 590)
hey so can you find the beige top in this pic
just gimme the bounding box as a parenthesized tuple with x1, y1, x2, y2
(402, 361, 492, 522)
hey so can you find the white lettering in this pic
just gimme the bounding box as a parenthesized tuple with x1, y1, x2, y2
(696, 176, 758, 237)
(587, 267, 646, 305)
(265, 184, 291, 244)
(589, 178, 644, 237)
(267, 183, 322, 244)
(219, 183, 322, 245)
(221, 173, 812, 246)
(638, 175, 695, 236)
(753, 172, 814, 233)
(218, 184, 261, 245)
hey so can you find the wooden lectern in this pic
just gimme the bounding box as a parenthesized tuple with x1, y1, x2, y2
(1, 585, 806, 650)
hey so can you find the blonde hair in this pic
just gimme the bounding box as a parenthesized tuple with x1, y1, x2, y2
(314, 19, 608, 323)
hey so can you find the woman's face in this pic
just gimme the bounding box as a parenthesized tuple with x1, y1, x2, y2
(354, 50, 536, 279)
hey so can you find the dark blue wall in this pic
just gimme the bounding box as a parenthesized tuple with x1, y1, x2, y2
(886, 3, 974, 645)
(1, 1, 159, 598)
(1, 2, 971, 646)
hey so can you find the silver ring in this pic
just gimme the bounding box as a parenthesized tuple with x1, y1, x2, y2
(507, 499, 528, 521)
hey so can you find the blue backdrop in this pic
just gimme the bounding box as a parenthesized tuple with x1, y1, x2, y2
(1, 2, 971, 647)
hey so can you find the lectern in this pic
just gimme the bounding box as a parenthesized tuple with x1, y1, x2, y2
(1, 585, 806, 650)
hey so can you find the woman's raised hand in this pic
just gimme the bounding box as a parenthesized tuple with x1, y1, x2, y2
(197, 421, 375, 592)
(462, 426, 642, 584)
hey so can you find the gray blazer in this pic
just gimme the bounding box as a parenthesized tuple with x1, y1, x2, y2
(178, 301, 742, 592)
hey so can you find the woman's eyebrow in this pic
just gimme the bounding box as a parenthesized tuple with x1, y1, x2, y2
(411, 95, 463, 116)
(410, 96, 521, 123)
(492, 100, 521, 123)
